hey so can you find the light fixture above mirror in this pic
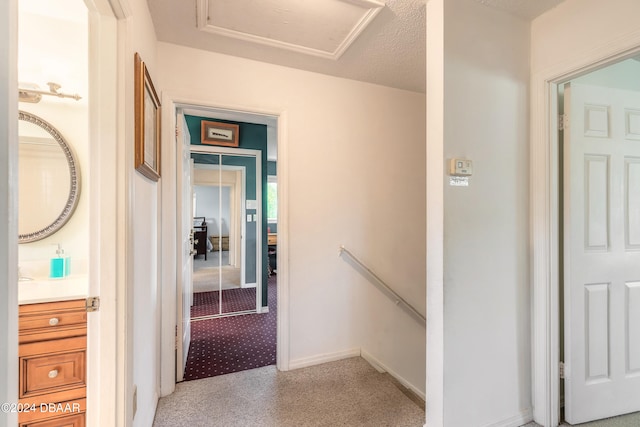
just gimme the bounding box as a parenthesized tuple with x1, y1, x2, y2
(18, 81, 82, 103)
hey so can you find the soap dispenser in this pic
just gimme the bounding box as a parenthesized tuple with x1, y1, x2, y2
(50, 244, 69, 279)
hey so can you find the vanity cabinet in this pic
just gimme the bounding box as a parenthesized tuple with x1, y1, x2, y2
(18, 299, 87, 427)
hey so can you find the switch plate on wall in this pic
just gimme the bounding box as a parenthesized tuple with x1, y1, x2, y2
(449, 158, 473, 176)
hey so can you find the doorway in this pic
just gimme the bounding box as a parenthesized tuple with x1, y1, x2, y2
(559, 59, 640, 424)
(12, 0, 123, 425)
(171, 104, 283, 384)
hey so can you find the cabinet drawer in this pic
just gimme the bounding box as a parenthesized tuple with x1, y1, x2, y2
(19, 401, 85, 426)
(20, 413, 84, 427)
(268, 233, 277, 245)
(19, 300, 87, 344)
(20, 338, 86, 399)
(20, 300, 86, 332)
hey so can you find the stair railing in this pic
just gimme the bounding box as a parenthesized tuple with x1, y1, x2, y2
(339, 245, 425, 326)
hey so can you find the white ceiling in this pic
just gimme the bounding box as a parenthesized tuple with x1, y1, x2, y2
(149, 0, 564, 92)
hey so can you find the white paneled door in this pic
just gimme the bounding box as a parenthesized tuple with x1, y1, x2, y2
(564, 82, 640, 424)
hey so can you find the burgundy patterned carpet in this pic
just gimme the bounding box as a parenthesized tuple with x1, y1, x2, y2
(191, 284, 257, 317)
(184, 275, 277, 381)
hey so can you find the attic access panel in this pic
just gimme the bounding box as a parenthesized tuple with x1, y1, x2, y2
(196, 0, 384, 59)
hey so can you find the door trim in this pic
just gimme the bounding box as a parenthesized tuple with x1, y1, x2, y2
(86, 1, 124, 425)
(1, 1, 18, 425)
(160, 94, 290, 396)
(531, 33, 640, 427)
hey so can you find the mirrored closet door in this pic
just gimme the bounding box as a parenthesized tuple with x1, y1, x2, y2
(191, 148, 261, 317)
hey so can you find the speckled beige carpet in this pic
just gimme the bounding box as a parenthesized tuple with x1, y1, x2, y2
(522, 411, 640, 427)
(153, 357, 425, 427)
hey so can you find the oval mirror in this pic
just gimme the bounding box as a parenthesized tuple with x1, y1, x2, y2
(18, 111, 80, 243)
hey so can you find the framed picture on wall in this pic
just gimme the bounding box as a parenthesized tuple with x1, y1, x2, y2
(134, 52, 161, 181)
(201, 120, 239, 147)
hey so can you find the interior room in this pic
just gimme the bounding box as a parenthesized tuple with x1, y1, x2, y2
(2, 0, 640, 427)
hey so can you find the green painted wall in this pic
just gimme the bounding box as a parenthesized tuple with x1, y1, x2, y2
(267, 161, 277, 176)
(185, 115, 269, 307)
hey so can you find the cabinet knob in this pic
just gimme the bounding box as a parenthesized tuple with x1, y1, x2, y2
(48, 369, 59, 379)
(49, 318, 59, 326)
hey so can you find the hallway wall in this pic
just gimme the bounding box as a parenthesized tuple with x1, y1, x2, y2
(126, 0, 162, 426)
(443, 0, 531, 425)
(157, 42, 426, 394)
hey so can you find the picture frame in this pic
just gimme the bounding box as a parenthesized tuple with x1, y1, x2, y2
(201, 120, 239, 147)
(134, 52, 161, 181)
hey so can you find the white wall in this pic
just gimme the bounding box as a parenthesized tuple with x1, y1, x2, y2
(126, 0, 162, 426)
(17, 6, 89, 275)
(443, 0, 531, 425)
(531, 0, 640, 78)
(18, 5, 90, 277)
(194, 185, 231, 237)
(157, 42, 426, 393)
(0, 0, 19, 425)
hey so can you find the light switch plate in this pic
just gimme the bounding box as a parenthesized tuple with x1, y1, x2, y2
(450, 158, 473, 176)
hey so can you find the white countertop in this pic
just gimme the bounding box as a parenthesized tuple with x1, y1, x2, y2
(18, 274, 89, 305)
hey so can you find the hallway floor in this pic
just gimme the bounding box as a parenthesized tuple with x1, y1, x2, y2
(153, 357, 424, 427)
(523, 411, 640, 426)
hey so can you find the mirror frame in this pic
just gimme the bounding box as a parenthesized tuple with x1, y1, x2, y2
(18, 110, 81, 243)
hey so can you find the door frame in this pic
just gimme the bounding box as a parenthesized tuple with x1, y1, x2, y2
(531, 33, 640, 427)
(160, 94, 290, 396)
(0, 1, 19, 425)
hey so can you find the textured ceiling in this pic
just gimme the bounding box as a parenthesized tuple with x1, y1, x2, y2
(149, 0, 426, 92)
(148, 0, 564, 94)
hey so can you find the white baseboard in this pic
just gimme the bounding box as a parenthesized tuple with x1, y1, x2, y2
(241, 282, 257, 289)
(480, 408, 533, 427)
(288, 348, 361, 370)
(135, 391, 159, 427)
(360, 349, 425, 401)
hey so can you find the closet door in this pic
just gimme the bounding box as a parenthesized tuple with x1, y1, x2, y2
(191, 150, 261, 316)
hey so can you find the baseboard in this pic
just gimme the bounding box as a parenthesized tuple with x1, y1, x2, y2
(480, 408, 533, 427)
(241, 282, 257, 289)
(135, 391, 159, 427)
(288, 348, 361, 370)
(360, 349, 425, 401)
